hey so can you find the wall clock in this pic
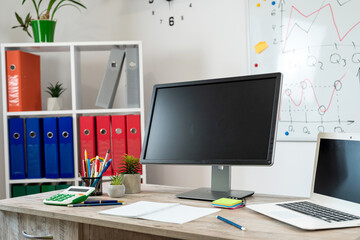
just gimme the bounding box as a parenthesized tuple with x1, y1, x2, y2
(148, 0, 193, 27)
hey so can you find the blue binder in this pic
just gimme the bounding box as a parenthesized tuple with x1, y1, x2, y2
(8, 118, 26, 179)
(43, 117, 59, 178)
(25, 118, 43, 179)
(58, 117, 75, 178)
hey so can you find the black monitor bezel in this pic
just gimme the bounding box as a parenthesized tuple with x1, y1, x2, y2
(140, 72, 282, 166)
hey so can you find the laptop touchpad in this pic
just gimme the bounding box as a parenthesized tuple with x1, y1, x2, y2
(270, 210, 303, 219)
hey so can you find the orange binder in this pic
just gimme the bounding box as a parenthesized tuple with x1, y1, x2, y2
(111, 115, 127, 175)
(126, 115, 142, 174)
(79, 116, 96, 167)
(6, 50, 41, 112)
(96, 115, 112, 176)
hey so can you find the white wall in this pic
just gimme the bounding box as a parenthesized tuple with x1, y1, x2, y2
(0, 0, 317, 199)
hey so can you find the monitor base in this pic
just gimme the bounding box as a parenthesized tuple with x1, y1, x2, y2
(176, 187, 254, 201)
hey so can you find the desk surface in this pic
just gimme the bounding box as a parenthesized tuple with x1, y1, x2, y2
(0, 184, 359, 240)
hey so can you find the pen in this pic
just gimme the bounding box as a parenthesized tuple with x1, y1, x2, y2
(82, 200, 124, 204)
(81, 159, 86, 177)
(95, 156, 100, 177)
(217, 216, 247, 231)
(68, 202, 124, 207)
(90, 161, 95, 177)
(102, 149, 110, 172)
(91, 159, 113, 187)
(87, 158, 91, 178)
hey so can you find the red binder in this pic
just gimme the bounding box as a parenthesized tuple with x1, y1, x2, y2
(111, 115, 127, 175)
(6, 50, 42, 112)
(96, 115, 112, 176)
(126, 115, 142, 174)
(79, 116, 96, 176)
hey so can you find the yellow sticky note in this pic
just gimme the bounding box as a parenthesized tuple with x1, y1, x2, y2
(254, 41, 268, 54)
(212, 198, 243, 206)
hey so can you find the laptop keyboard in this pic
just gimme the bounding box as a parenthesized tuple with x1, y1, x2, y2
(277, 201, 360, 223)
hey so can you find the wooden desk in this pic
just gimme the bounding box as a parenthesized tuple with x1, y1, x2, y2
(0, 184, 359, 240)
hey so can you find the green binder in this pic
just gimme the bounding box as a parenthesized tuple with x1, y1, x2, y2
(26, 185, 41, 195)
(41, 184, 56, 192)
(12, 185, 26, 197)
(56, 184, 71, 190)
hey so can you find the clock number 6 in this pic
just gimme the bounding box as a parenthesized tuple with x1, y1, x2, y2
(169, 16, 174, 26)
(149, 0, 154, 3)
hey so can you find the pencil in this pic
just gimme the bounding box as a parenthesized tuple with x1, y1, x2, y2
(83, 200, 124, 204)
(68, 202, 124, 207)
(102, 149, 110, 171)
(84, 149, 88, 163)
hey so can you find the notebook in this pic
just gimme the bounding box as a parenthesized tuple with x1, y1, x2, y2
(247, 133, 360, 230)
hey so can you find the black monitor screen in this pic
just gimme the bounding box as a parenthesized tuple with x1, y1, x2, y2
(141, 73, 282, 165)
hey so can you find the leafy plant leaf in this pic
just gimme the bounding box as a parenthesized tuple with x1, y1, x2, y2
(45, 81, 66, 97)
(15, 12, 24, 25)
(51, 0, 86, 20)
(31, 0, 39, 18)
(110, 174, 124, 185)
(117, 154, 141, 174)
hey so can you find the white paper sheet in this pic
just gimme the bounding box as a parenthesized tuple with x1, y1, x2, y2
(142, 204, 220, 224)
(99, 201, 179, 218)
(99, 201, 220, 224)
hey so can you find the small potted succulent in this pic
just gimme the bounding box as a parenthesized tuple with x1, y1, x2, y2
(108, 174, 125, 198)
(12, 0, 86, 42)
(45, 81, 66, 111)
(118, 154, 141, 194)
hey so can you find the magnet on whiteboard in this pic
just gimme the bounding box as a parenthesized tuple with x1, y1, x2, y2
(254, 41, 269, 54)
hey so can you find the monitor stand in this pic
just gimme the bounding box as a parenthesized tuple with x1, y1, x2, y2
(176, 166, 254, 201)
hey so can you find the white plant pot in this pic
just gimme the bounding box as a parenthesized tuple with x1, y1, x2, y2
(107, 184, 125, 198)
(47, 97, 62, 111)
(123, 174, 141, 194)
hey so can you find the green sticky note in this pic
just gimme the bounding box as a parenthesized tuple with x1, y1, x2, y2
(212, 198, 243, 206)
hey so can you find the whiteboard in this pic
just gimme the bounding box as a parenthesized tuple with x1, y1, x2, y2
(248, 0, 360, 141)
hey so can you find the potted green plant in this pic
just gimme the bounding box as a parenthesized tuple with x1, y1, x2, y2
(118, 154, 141, 194)
(108, 174, 125, 198)
(45, 81, 66, 111)
(12, 0, 86, 42)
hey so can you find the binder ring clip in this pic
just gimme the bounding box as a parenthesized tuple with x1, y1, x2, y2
(13, 132, 20, 139)
(130, 128, 137, 134)
(115, 128, 122, 134)
(47, 132, 53, 139)
(29, 131, 36, 138)
(100, 128, 107, 135)
(62, 131, 69, 138)
(84, 129, 90, 135)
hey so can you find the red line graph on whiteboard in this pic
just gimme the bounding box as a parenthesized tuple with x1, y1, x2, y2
(283, 3, 360, 52)
(278, 74, 346, 120)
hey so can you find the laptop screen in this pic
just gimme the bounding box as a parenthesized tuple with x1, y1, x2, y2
(314, 138, 360, 204)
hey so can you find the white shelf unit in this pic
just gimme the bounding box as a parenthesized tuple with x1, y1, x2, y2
(1, 41, 146, 198)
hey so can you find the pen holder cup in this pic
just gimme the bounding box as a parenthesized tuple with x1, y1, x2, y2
(81, 176, 102, 196)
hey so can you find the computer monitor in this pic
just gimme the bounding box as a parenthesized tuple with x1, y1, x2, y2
(140, 72, 283, 201)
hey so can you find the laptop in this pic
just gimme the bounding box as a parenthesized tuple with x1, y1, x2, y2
(247, 132, 360, 230)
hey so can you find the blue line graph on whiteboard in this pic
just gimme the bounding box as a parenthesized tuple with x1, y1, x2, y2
(248, 0, 360, 141)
